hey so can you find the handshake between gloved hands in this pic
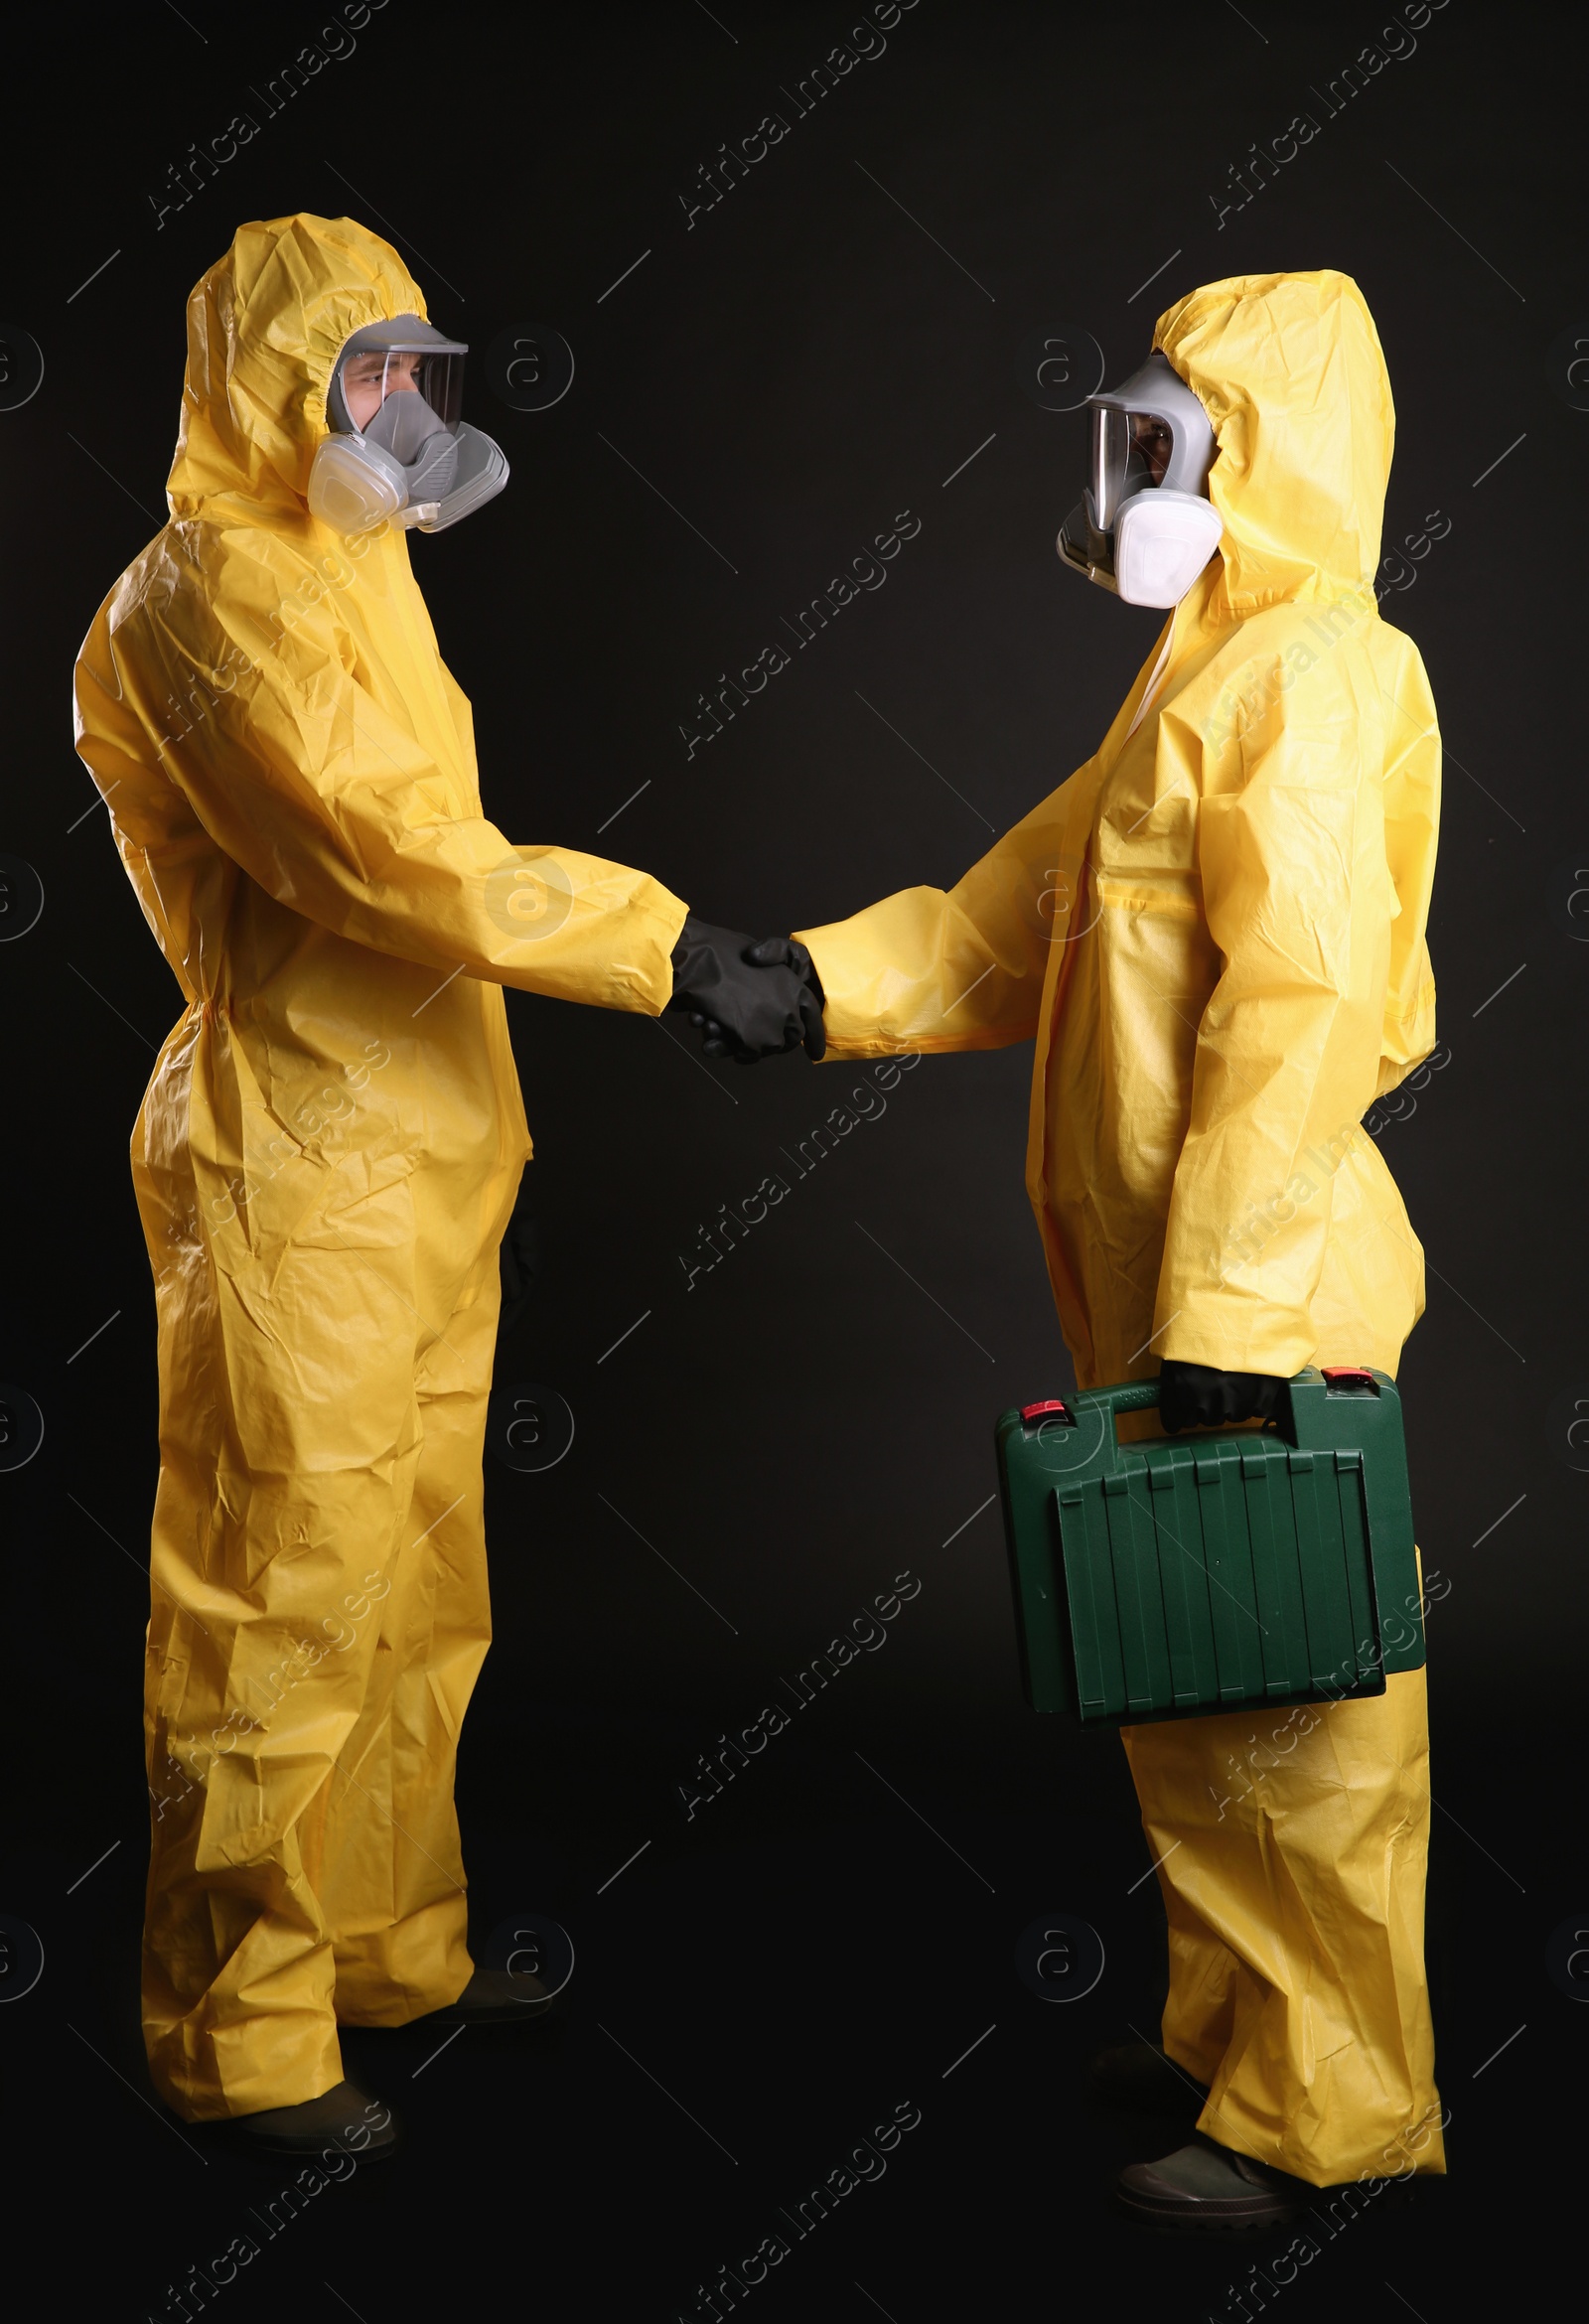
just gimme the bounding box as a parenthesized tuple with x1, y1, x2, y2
(667, 915, 826, 1065)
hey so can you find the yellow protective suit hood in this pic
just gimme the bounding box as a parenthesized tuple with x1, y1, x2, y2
(795, 269, 1444, 2188)
(166, 211, 422, 518)
(1159, 270, 1395, 615)
(73, 214, 686, 2120)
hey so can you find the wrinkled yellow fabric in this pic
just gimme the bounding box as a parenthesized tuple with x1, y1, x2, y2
(1121, 1305, 1443, 2186)
(797, 271, 1444, 2183)
(73, 214, 687, 2119)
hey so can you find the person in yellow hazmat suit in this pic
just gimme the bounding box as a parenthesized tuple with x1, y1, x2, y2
(730, 271, 1447, 2226)
(72, 213, 821, 2159)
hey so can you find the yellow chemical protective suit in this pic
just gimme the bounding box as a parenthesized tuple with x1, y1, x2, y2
(72, 215, 687, 2120)
(796, 271, 1445, 2185)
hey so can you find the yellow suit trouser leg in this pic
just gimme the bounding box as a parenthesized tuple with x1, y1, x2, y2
(320, 1273, 496, 2026)
(137, 1132, 506, 2119)
(1115, 1220, 1444, 2185)
(1121, 1668, 1445, 2185)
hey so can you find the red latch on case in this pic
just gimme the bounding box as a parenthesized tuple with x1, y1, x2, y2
(1321, 1367, 1376, 1389)
(1020, 1398, 1074, 1425)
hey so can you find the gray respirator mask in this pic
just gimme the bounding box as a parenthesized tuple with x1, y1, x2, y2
(1058, 351, 1222, 609)
(307, 315, 510, 537)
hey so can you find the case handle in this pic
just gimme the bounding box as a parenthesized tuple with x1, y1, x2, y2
(1073, 1375, 1294, 1465)
(1085, 1380, 1162, 1417)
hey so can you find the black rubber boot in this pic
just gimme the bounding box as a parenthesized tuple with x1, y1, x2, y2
(419, 1965, 561, 2027)
(1086, 2037, 1209, 2119)
(1115, 2134, 1308, 2233)
(226, 2078, 399, 2161)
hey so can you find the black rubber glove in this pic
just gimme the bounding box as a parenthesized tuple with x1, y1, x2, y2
(1157, 1360, 1285, 1434)
(498, 1182, 542, 1337)
(667, 917, 826, 1064)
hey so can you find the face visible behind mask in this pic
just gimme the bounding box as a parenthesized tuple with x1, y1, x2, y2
(308, 314, 510, 537)
(1058, 350, 1222, 609)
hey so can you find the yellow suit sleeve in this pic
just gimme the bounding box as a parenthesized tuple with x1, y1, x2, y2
(1156, 667, 1398, 1376)
(1374, 632, 1441, 1092)
(137, 547, 687, 1015)
(794, 778, 1081, 1058)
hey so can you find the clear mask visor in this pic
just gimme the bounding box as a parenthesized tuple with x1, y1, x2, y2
(1090, 404, 1177, 529)
(338, 345, 465, 435)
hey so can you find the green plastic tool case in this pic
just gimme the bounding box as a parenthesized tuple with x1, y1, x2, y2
(994, 1368, 1424, 1726)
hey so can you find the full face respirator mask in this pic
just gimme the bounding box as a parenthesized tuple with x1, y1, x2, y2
(1058, 350, 1222, 609)
(307, 316, 509, 536)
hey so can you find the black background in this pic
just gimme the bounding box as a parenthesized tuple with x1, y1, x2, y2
(3, 2, 1585, 2313)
